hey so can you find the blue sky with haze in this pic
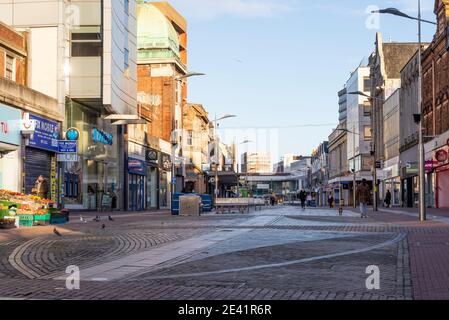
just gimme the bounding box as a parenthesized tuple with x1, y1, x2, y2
(154, 0, 437, 162)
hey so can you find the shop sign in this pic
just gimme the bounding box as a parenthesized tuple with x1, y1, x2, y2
(406, 162, 419, 174)
(201, 163, 211, 172)
(57, 154, 79, 162)
(425, 160, 438, 172)
(92, 128, 113, 145)
(257, 184, 270, 190)
(128, 157, 146, 175)
(58, 141, 78, 154)
(435, 149, 448, 163)
(66, 128, 80, 141)
(28, 114, 61, 152)
(20, 113, 37, 134)
(161, 154, 171, 170)
(146, 149, 159, 162)
(0, 104, 21, 146)
(50, 157, 57, 203)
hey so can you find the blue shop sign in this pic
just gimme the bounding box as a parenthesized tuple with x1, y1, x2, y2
(0, 103, 21, 146)
(28, 114, 60, 152)
(128, 157, 147, 175)
(92, 128, 113, 145)
(58, 140, 78, 153)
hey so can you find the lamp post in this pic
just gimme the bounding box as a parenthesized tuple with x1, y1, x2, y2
(171, 72, 205, 209)
(211, 114, 237, 204)
(372, 2, 436, 221)
(237, 139, 252, 197)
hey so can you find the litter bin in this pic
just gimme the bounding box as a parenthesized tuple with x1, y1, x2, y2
(179, 195, 201, 216)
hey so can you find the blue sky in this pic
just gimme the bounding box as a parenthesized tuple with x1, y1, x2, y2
(159, 0, 437, 162)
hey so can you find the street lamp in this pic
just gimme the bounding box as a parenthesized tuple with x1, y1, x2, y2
(170, 72, 205, 210)
(373, 1, 436, 221)
(211, 114, 237, 204)
(348, 91, 384, 212)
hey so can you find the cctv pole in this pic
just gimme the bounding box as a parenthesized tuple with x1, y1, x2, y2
(214, 114, 219, 203)
(353, 128, 357, 208)
(417, 0, 427, 221)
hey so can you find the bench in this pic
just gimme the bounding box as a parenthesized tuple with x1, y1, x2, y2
(215, 198, 266, 214)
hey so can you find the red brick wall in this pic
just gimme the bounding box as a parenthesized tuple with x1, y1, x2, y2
(137, 65, 175, 142)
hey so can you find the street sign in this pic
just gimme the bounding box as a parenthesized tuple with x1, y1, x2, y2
(58, 140, 78, 153)
(171, 177, 177, 185)
(209, 177, 215, 184)
(57, 154, 79, 162)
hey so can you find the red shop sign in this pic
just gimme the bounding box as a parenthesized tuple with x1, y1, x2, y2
(436, 149, 448, 163)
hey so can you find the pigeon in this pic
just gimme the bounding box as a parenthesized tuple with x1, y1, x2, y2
(101, 224, 106, 230)
(108, 216, 114, 221)
(53, 228, 62, 236)
(80, 216, 87, 223)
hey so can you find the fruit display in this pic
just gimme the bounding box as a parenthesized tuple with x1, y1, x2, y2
(0, 189, 60, 227)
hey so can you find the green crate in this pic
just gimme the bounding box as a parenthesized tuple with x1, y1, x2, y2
(34, 214, 51, 221)
(0, 201, 16, 207)
(18, 214, 34, 221)
(19, 219, 33, 227)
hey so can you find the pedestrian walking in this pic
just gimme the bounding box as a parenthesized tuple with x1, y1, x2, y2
(328, 194, 334, 209)
(385, 190, 392, 208)
(299, 190, 306, 210)
(355, 179, 371, 218)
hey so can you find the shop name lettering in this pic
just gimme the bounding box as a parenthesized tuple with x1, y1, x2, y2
(35, 119, 57, 133)
(92, 128, 113, 145)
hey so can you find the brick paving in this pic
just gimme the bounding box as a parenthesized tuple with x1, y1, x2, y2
(0, 206, 448, 300)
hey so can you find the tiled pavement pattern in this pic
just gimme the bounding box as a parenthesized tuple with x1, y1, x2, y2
(0, 206, 448, 299)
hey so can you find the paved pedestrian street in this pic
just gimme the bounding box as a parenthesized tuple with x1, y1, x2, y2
(0, 206, 448, 300)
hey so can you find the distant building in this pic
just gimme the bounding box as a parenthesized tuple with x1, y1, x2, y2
(241, 152, 272, 174)
(311, 142, 329, 206)
(273, 154, 302, 173)
(369, 32, 420, 206)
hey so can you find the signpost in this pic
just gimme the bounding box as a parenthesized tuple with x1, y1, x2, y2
(58, 140, 78, 154)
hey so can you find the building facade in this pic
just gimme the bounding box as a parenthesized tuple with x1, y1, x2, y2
(369, 33, 420, 206)
(1, 0, 138, 211)
(137, 1, 188, 208)
(0, 21, 62, 203)
(381, 89, 401, 206)
(311, 142, 329, 206)
(241, 152, 272, 174)
(182, 103, 210, 194)
(422, 0, 449, 209)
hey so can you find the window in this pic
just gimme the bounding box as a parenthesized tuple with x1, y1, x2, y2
(363, 102, 371, 117)
(71, 32, 102, 57)
(125, 0, 129, 16)
(187, 131, 193, 146)
(5, 54, 15, 81)
(363, 77, 371, 93)
(124, 48, 129, 69)
(364, 125, 372, 140)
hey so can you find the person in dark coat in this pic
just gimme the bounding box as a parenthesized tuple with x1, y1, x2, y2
(328, 194, 334, 208)
(355, 179, 371, 218)
(385, 190, 392, 208)
(299, 190, 307, 210)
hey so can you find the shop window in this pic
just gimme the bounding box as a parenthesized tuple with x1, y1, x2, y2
(64, 173, 80, 198)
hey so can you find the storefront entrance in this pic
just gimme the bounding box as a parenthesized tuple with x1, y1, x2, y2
(128, 174, 145, 211)
(437, 168, 449, 208)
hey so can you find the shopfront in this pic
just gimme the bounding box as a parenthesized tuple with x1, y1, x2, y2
(24, 114, 60, 202)
(64, 101, 122, 210)
(127, 157, 146, 211)
(160, 153, 171, 209)
(0, 103, 21, 192)
(381, 158, 401, 207)
(145, 148, 159, 210)
(434, 146, 449, 209)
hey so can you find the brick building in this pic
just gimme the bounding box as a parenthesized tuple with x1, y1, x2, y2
(182, 103, 210, 193)
(422, 0, 449, 208)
